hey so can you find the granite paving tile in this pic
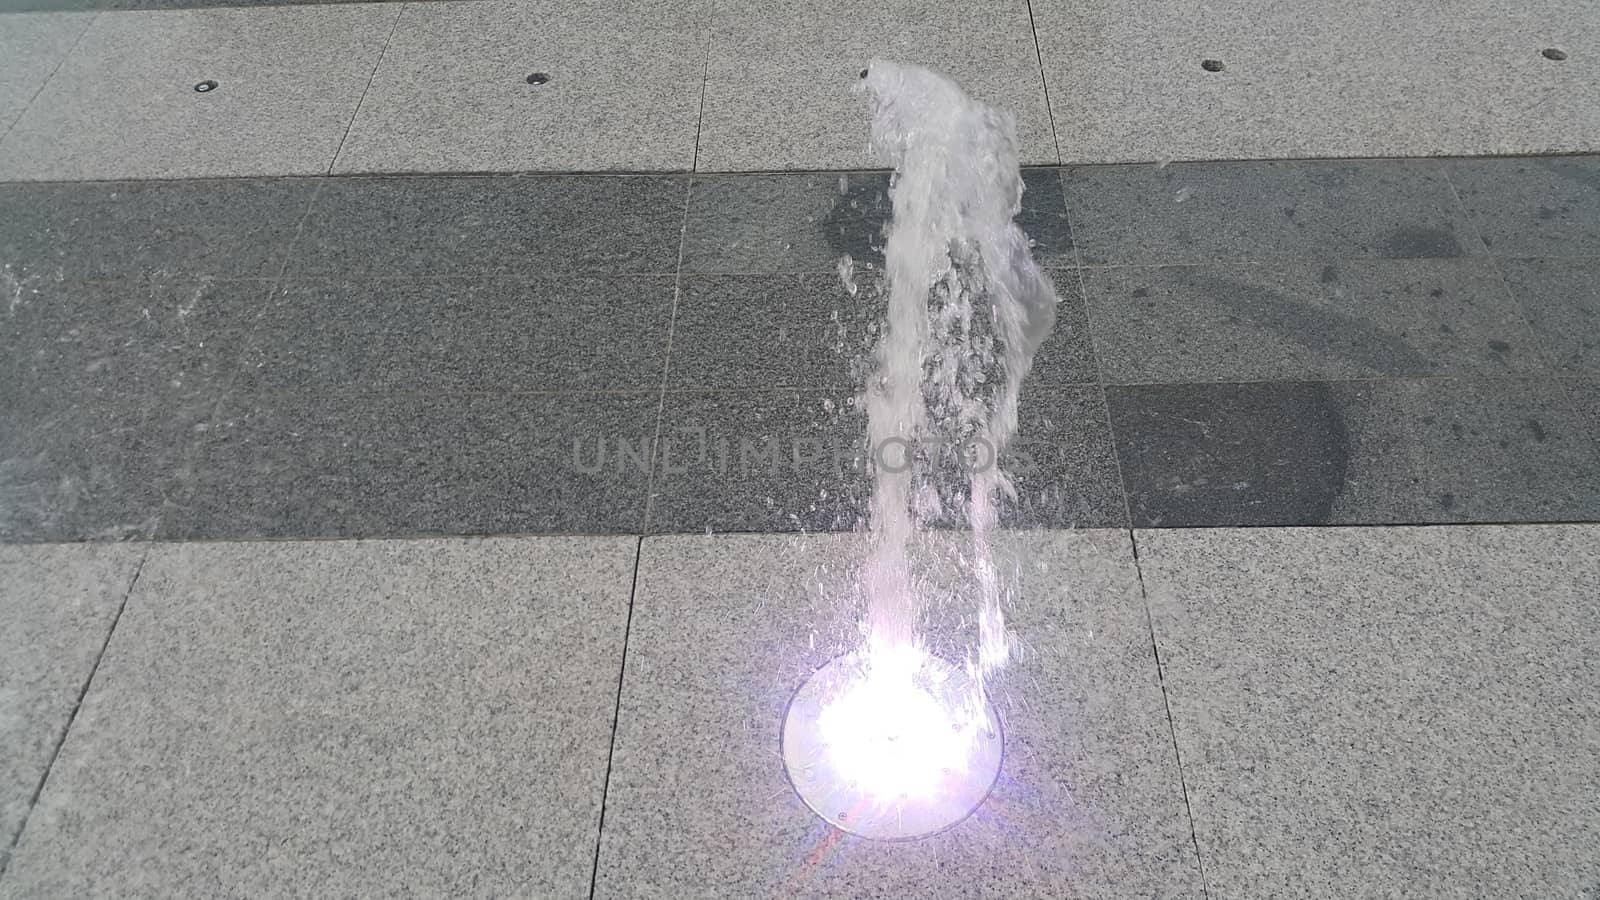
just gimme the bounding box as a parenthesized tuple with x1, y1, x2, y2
(0, 536, 636, 897)
(1139, 524, 1600, 898)
(0, 12, 93, 134)
(697, 3, 1055, 171)
(1497, 258, 1600, 374)
(287, 175, 688, 278)
(237, 276, 675, 393)
(1081, 260, 1544, 382)
(665, 274, 877, 392)
(647, 389, 867, 533)
(1, 276, 270, 410)
(0, 179, 315, 281)
(682, 168, 1074, 273)
(1034, 0, 1599, 164)
(0, 543, 141, 870)
(0, 5, 399, 180)
(648, 384, 1124, 533)
(1450, 156, 1600, 258)
(1065, 160, 1482, 266)
(593, 529, 1203, 898)
(0, 397, 198, 543)
(1107, 378, 1600, 527)
(169, 391, 660, 540)
(332, 0, 709, 174)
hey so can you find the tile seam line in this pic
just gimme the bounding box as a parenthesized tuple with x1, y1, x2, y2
(325, 2, 405, 175)
(1446, 167, 1600, 459)
(0, 171, 701, 187)
(1441, 168, 1591, 430)
(1439, 167, 1554, 356)
(0, 9, 101, 146)
(676, 253, 1600, 274)
(0, 547, 148, 879)
(14, 259, 1592, 284)
(1126, 530, 1211, 899)
(2, 153, 1598, 187)
(586, 534, 645, 900)
(1058, 168, 1136, 528)
(688, 0, 713, 173)
(156, 178, 327, 540)
(38, 375, 1573, 401)
(2, 151, 1598, 187)
(1098, 373, 1574, 388)
(6, 520, 1598, 553)
(0, 531, 659, 549)
(664, 255, 1600, 274)
(640, 170, 696, 532)
(1023, 0, 1063, 165)
(584, 168, 693, 896)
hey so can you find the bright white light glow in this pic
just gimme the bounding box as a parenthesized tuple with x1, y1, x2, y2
(815, 645, 986, 801)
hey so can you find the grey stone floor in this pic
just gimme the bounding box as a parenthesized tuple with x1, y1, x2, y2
(1, 0, 1596, 176)
(2, 526, 1596, 897)
(3, 156, 1599, 543)
(1, 0, 390, 8)
(2, 5, 1599, 892)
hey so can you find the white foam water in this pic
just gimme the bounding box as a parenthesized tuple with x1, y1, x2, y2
(854, 60, 1059, 692)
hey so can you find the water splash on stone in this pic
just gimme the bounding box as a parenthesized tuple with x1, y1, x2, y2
(854, 61, 1059, 694)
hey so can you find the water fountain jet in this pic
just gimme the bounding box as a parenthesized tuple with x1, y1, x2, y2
(783, 60, 1058, 839)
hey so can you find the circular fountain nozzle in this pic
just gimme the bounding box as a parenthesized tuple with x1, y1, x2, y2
(780, 650, 1003, 840)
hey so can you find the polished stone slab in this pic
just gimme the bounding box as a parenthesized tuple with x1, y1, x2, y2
(647, 389, 868, 533)
(2, 276, 270, 409)
(1569, 378, 1600, 449)
(238, 276, 675, 393)
(1065, 160, 1481, 266)
(697, 1, 1056, 172)
(666, 274, 874, 392)
(1450, 156, 1600, 258)
(682, 169, 1075, 273)
(1081, 260, 1544, 382)
(287, 175, 688, 278)
(0, 5, 399, 180)
(0, 397, 197, 543)
(0, 536, 636, 896)
(169, 391, 660, 540)
(1, 0, 393, 8)
(333, 0, 709, 174)
(1, 161, 1596, 544)
(594, 530, 1203, 898)
(1138, 524, 1600, 898)
(0, 543, 142, 871)
(1107, 378, 1600, 527)
(0, 179, 315, 281)
(647, 384, 1126, 533)
(0, 12, 92, 135)
(1034, 0, 1598, 164)
(1498, 258, 1600, 374)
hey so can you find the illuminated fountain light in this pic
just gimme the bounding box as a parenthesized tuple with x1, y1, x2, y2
(780, 645, 1003, 840)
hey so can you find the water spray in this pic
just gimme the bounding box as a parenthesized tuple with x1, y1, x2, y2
(782, 60, 1059, 839)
